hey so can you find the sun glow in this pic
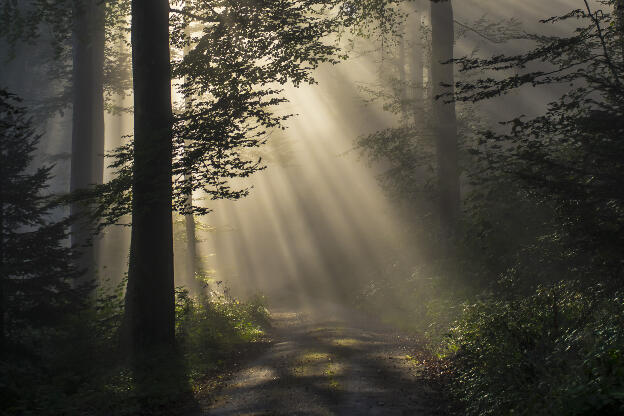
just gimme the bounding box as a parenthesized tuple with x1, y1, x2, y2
(96, 0, 578, 308)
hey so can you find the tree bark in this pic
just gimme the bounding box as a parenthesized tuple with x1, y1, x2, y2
(430, 0, 459, 236)
(0, 138, 4, 352)
(615, 0, 624, 55)
(183, 32, 200, 293)
(184, 190, 199, 289)
(125, 0, 175, 355)
(398, 27, 408, 124)
(70, 0, 105, 284)
(410, 10, 425, 127)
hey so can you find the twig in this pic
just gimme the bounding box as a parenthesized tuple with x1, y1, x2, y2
(453, 19, 502, 44)
(583, 0, 621, 86)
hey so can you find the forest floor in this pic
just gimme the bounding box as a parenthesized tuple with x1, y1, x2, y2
(189, 304, 455, 416)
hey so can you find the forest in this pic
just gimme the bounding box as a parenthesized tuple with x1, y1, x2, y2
(1, 0, 624, 415)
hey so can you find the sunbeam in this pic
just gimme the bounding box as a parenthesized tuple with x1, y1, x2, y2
(3, 0, 622, 414)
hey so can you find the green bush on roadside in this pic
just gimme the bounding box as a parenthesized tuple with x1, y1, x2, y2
(444, 281, 624, 416)
(176, 289, 270, 381)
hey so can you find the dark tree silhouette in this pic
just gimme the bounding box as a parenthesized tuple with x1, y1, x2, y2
(124, 0, 176, 356)
(70, 0, 106, 285)
(430, 0, 459, 236)
(453, 0, 624, 279)
(0, 90, 84, 352)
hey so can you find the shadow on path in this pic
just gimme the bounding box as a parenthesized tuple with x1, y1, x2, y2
(194, 305, 454, 416)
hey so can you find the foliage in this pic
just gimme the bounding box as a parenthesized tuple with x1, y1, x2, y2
(89, 0, 347, 227)
(86, 0, 415, 228)
(0, 89, 85, 343)
(169, 0, 348, 213)
(176, 289, 270, 382)
(445, 281, 624, 416)
(0, 280, 125, 416)
(1, 280, 270, 415)
(0, 0, 132, 115)
(453, 0, 624, 280)
(356, 3, 624, 415)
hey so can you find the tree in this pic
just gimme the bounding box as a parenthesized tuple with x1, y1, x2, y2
(452, 0, 624, 280)
(0, 90, 83, 352)
(430, 0, 459, 236)
(124, 0, 175, 354)
(181, 25, 201, 293)
(345, 0, 460, 241)
(0, 0, 131, 286)
(92, 0, 347, 357)
(70, 0, 106, 285)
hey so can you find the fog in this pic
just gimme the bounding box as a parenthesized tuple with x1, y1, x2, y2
(0, 0, 581, 302)
(189, 0, 578, 306)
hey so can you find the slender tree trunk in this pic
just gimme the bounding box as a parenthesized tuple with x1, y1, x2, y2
(398, 27, 408, 124)
(125, 0, 175, 355)
(184, 185, 199, 288)
(615, 0, 624, 55)
(100, 35, 133, 286)
(183, 33, 200, 293)
(410, 11, 424, 127)
(70, 0, 105, 284)
(101, 93, 131, 285)
(430, 0, 459, 236)
(0, 146, 4, 352)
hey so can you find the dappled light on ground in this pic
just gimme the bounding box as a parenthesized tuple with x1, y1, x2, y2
(198, 309, 452, 416)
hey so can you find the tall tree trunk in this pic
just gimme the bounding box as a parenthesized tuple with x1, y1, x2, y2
(398, 26, 408, 124)
(125, 0, 175, 355)
(101, 92, 131, 285)
(183, 32, 200, 293)
(184, 199, 198, 285)
(615, 0, 624, 55)
(70, 0, 105, 284)
(0, 143, 4, 352)
(430, 0, 459, 236)
(410, 11, 424, 127)
(100, 34, 133, 286)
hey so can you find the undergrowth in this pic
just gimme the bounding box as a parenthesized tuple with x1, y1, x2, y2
(444, 281, 624, 416)
(0, 283, 270, 416)
(358, 274, 624, 416)
(176, 289, 271, 383)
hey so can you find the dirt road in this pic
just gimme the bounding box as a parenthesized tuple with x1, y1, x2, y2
(194, 307, 453, 416)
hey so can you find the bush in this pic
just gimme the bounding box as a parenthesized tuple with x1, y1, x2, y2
(176, 289, 270, 382)
(0, 283, 271, 416)
(0, 280, 125, 416)
(445, 281, 624, 416)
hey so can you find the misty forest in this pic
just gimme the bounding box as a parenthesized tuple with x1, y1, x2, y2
(2, 0, 624, 415)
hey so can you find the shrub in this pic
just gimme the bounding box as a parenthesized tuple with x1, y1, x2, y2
(445, 281, 624, 416)
(0, 280, 271, 415)
(176, 289, 270, 382)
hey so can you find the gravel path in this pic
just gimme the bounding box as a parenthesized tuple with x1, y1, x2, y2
(193, 306, 452, 416)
